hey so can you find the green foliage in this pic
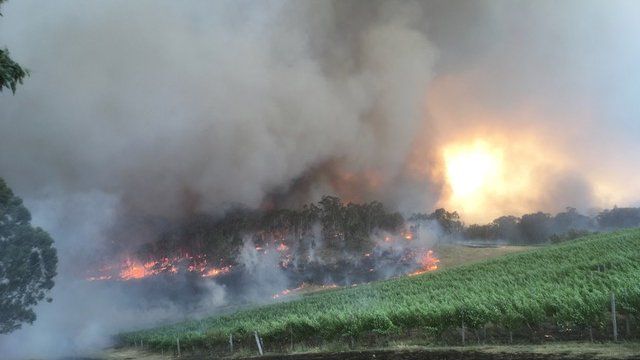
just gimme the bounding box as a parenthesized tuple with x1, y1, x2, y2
(0, 178, 58, 333)
(0, 48, 26, 93)
(549, 229, 595, 244)
(122, 229, 640, 349)
(519, 212, 552, 243)
(0, 0, 28, 93)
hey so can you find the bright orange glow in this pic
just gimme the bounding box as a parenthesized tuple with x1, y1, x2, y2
(87, 255, 232, 281)
(202, 266, 231, 278)
(444, 140, 502, 200)
(120, 259, 157, 280)
(436, 134, 570, 222)
(410, 250, 440, 276)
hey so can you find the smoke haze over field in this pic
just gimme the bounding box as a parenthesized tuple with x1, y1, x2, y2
(1, 0, 640, 358)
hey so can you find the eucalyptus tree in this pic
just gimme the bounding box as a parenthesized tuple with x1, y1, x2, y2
(0, 0, 28, 93)
(0, 178, 58, 333)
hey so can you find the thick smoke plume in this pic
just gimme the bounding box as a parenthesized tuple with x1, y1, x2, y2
(1, 0, 640, 358)
(0, 0, 437, 220)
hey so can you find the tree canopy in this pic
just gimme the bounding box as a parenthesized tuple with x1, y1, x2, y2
(0, 0, 28, 93)
(0, 178, 57, 334)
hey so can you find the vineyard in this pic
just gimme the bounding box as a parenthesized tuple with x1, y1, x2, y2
(120, 229, 640, 355)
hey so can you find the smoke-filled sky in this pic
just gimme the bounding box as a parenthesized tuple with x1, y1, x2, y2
(1, 0, 640, 357)
(2, 0, 640, 224)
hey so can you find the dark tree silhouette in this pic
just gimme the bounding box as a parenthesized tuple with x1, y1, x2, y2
(0, 0, 28, 93)
(596, 206, 640, 229)
(0, 178, 58, 333)
(410, 208, 464, 235)
(519, 212, 553, 244)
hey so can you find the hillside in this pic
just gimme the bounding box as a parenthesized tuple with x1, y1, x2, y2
(120, 229, 640, 356)
(433, 243, 534, 268)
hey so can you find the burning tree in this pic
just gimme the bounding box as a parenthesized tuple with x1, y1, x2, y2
(88, 196, 429, 285)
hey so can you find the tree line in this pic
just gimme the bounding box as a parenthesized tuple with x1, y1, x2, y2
(461, 206, 640, 245)
(144, 198, 640, 267)
(142, 196, 405, 267)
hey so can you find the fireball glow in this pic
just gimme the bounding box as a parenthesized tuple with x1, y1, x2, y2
(441, 139, 506, 217)
(437, 135, 563, 222)
(444, 140, 503, 200)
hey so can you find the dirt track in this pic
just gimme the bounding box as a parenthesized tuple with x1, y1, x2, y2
(243, 349, 630, 360)
(100, 344, 640, 360)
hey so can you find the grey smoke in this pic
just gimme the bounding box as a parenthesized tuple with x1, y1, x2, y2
(0, 190, 227, 359)
(0, 0, 437, 218)
(236, 238, 290, 301)
(1, 0, 640, 358)
(2, 0, 640, 220)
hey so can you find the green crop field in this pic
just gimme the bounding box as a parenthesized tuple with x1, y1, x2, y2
(120, 229, 640, 354)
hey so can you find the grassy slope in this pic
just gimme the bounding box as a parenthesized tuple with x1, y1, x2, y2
(433, 243, 534, 269)
(121, 229, 640, 351)
(273, 244, 532, 297)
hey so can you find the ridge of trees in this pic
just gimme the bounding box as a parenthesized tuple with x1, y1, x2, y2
(142, 198, 640, 268)
(141, 196, 405, 266)
(463, 206, 640, 244)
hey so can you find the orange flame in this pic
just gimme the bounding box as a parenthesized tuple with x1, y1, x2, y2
(409, 250, 440, 276)
(202, 266, 232, 278)
(120, 259, 156, 280)
(276, 243, 289, 252)
(87, 254, 232, 281)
